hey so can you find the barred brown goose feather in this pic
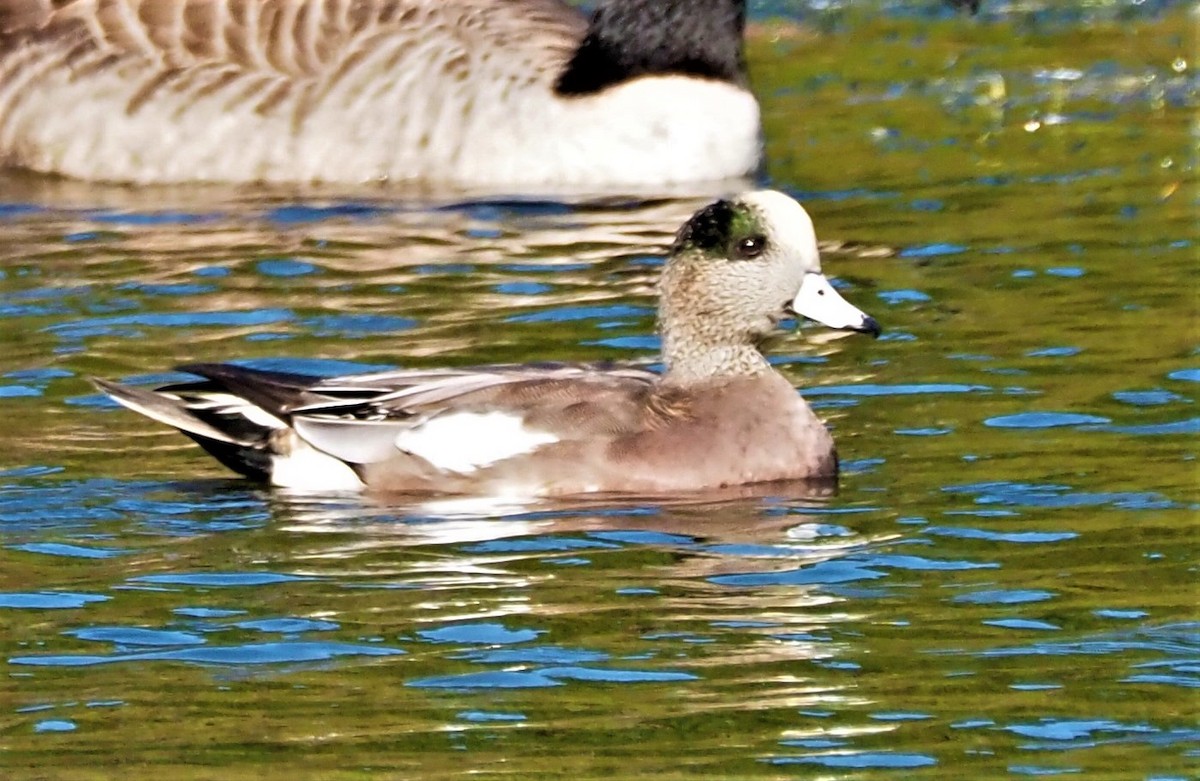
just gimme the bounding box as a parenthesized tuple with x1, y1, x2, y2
(0, 0, 759, 187)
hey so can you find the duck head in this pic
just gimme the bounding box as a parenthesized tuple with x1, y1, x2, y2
(659, 190, 880, 383)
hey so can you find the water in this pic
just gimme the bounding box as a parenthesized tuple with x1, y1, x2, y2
(1, 3, 1196, 779)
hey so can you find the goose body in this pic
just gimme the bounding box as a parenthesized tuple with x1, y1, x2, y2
(0, 0, 760, 187)
(93, 191, 881, 496)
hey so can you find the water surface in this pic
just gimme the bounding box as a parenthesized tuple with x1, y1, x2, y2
(1, 3, 1196, 779)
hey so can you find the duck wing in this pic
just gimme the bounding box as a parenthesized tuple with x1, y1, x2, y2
(95, 361, 666, 484)
(162, 361, 659, 465)
(299, 363, 667, 477)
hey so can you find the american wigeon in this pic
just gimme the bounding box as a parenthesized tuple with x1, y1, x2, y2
(93, 190, 880, 495)
(0, 0, 758, 187)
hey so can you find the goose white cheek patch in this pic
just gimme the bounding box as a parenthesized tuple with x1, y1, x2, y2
(790, 272, 875, 332)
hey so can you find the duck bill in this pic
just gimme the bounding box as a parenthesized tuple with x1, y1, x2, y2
(790, 272, 881, 337)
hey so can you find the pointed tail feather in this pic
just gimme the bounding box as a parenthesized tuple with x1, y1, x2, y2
(90, 377, 248, 444)
(91, 377, 279, 481)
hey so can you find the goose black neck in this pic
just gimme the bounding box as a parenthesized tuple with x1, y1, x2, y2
(555, 0, 747, 96)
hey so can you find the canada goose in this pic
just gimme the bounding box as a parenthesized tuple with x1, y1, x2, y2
(0, 0, 759, 188)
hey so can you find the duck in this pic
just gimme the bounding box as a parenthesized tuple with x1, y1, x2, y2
(0, 0, 759, 188)
(92, 190, 880, 496)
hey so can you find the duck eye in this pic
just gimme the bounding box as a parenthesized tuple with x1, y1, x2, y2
(736, 235, 766, 259)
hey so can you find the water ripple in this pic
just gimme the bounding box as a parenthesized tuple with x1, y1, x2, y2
(10, 642, 402, 667)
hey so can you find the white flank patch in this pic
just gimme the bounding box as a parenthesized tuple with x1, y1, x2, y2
(395, 412, 558, 474)
(271, 435, 365, 492)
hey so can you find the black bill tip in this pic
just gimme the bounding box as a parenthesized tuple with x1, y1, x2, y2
(857, 316, 882, 338)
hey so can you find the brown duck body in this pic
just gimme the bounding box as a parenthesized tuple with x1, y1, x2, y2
(356, 371, 837, 494)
